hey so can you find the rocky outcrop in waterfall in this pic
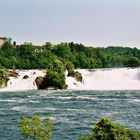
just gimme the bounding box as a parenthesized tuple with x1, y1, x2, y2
(35, 76, 46, 89)
(67, 70, 83, 82)
(22, 75, 29, 79)
(0, 69, 18, 88)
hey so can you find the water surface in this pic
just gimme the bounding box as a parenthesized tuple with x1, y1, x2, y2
(0, 90, 140, 140)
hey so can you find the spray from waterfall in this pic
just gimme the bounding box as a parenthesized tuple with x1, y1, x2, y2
(0, 68, 140, 91)
(66, 68, 140, 90)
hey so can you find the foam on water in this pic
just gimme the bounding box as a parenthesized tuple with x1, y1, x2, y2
(0, 70, 45, 91)
(11, 106, 31, 112)
(0, 90, 140, 140)
(66, 68, 140, 90)
(0, 68, 140, 91)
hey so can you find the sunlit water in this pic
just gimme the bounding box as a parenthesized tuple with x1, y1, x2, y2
(0, 90, 140, 140)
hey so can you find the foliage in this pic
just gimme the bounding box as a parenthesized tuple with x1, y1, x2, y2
(123, 57, 140, 67)
(79, 118, 140, 140)
(0, 68, 5, 78)
(18, 115, 53, 140)
(44, 42, 52, 50)
(66, 61, 74, 71)
(44, 59, 66, 89)
(0, 38, 140, 69)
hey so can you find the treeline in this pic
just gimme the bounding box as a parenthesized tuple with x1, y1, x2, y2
(0, 38, 140, 69)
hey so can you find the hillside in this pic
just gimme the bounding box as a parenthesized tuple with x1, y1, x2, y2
(0, 38, 140, 69)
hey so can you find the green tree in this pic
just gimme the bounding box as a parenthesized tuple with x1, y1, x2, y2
(123, 57, 140, 67)
(0, 37, 140, 69)
(1, 38, 14, 58)
(44, 59, 66, 89)
(65, 61, 74, 73)
(17, 42, 35, 59)
(44, 42, 52, 50)
(79, 118, 140, 140)
(18, 115, 53, 140)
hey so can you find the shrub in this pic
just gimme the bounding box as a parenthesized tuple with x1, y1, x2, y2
(124, 57, 140, 67)
(18, 115, 53, 140)
(44, 59, 66, 89)
(79, 118, 140, 140)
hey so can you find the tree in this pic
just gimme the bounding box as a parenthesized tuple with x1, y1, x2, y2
(18, 115, 53, 140)
(1, 37, 14, 58)
(123, 57, 140, 67)
(44, 42, 52, 50)
(17, 42, 35, 59)
(52, 43, 71, 59)
(79, 118, 140, 140)
(65, 61, 74, 73)
(44, 59, 66, 89)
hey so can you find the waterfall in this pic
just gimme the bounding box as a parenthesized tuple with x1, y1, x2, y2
(66, 68, 140, 90)
(0, 68, 140, 91)
(0, 70, 45, 91)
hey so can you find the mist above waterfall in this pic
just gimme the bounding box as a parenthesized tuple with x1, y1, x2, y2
(66, 68, 140, 90)
(0, 68, 140, 91)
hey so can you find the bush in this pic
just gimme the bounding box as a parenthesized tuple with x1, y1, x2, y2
(124, 57, 140, 67)
(44, 70, 66, 89)
(18, 115, 53, 140)
(66, 61, 74, 73)
(79, 118, 140, 140)
(44, 59, 66, 89)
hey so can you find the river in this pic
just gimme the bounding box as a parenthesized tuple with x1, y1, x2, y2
(0, 90, 140, 140)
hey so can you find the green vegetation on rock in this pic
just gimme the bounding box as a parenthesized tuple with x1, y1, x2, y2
(0, 67, 19, 88)
(0, 68, 9, 87)
(44, 59, 66, 89)
(35, 59, 67, 89)
(79, 118, 140, 140)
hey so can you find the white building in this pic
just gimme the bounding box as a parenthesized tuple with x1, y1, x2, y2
(0, 37, 6, 47)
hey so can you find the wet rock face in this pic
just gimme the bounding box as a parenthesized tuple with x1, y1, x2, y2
(67, 70, 75, 77)
(5, 70, 18, 78)
(35, 76, 67, 90)
(22, 75, 29, 79)
(67, 70, 83, 82)
(62, 84, 68, 89)
(35, 76, 46, 89)
(74, 71, 82, 82)
(0, 70, 16, 88)
(0, 77, 9, 88)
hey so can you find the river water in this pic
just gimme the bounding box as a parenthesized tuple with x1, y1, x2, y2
(0, 90, 140, 140)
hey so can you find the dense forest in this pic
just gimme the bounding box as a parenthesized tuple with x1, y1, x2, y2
(0, 38, 140, 69)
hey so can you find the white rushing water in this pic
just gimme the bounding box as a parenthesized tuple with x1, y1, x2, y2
(0, 68, 140, 91)
(0, 70, 45, 91)
(66, 68, 140, 90)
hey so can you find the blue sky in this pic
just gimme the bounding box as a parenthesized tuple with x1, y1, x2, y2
(0, 0, 140, 48)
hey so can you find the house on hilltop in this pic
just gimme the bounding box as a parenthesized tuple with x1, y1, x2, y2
(0, 37, 48, 52)
(16, 44, 44, 52)
(34, 45, 44, 52)
(0, 37, 6, 47)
